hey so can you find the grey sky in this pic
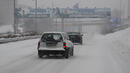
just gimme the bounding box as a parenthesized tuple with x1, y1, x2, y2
(18, 0, 122, 9)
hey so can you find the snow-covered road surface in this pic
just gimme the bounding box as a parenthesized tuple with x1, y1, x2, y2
(0, 28, 130, 73)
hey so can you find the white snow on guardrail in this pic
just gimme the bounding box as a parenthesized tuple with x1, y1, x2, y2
(0, 35, 41, 44)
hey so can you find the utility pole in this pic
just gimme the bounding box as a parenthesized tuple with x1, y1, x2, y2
(51, 0, 54, 31)
(52, 0, 58, 31)
(56, 17, 58, 31)
(61, 16, 64, 32)
(14, 0, 17, 34)
(56, 7, 64, 32)
(120, 0, 122, 25)
(56, 7, 60, 31)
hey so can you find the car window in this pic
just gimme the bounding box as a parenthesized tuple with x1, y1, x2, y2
(53, 34, 61, 40)
(41, 33, 63, 42)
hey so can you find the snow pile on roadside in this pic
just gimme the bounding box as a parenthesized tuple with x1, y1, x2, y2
(102, 27, 130, 73)
(105, 27, 130, 60)
(0, 25, 13, 33)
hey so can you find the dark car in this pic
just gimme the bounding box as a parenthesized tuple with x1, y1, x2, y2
(37, 32, 74, 58)
(67, 32, 83, 44)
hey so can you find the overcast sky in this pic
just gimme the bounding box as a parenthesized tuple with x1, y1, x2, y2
(18, 0, 127, 9)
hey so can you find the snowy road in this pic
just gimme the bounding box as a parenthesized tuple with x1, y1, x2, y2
(0, 33, 125, 73)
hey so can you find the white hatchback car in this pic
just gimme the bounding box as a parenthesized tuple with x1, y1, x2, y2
(37, 32, 74, 58)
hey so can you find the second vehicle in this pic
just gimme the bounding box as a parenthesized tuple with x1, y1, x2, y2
(67, 32, 83, 44)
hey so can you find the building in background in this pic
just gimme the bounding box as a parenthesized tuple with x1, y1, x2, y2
(0, 0, 14, 26)
(121, 0, 128, 19)
(128, 0, 130, 18)
(0, 0, 14, 33)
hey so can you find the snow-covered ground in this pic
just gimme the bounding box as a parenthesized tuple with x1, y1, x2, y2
(0, 27, 130, 73)
(100, 27, 130, 73)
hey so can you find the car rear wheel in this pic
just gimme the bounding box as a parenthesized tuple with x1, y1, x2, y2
(38, 54, 42, 58)
(65, 54, 69, 58)
(38, 52, 43, 58)
(64, 49, 69, 59)
(71, 48, 74, 56)
(80, 41, 82, 45)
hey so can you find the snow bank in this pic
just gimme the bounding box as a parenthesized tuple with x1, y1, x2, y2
(101, 27, 130, 73)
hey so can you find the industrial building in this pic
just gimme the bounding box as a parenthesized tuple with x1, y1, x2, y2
(0, 0, 130, 33)
(0, 0, 14, 26)
(128, 0, 130, 18)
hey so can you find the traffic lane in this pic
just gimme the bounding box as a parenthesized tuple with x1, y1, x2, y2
(0, 53, 73, 73)
(61, 36, 122, 73)
(0, 38, 83, 73)
(0, 34, 121, 73)
(0, 39, 39, 66)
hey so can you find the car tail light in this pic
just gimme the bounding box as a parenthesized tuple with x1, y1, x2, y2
(63, 42, 66, 48)
(78, 35, 81, 38)
(37, 42, 40, 49)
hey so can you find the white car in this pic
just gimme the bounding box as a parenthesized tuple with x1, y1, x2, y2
(37, 32, 74, 58)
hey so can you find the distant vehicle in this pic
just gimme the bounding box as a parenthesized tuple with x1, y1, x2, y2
(67, 32, 83, 44)
(37, 32, 74, 58)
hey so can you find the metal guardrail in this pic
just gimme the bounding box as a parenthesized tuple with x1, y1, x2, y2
(0, 35, 41, 44)
(113, 20, 130, 32)
(113, 24, 129, 31)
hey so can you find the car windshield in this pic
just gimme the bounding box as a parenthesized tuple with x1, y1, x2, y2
(41, 33, 63, 42)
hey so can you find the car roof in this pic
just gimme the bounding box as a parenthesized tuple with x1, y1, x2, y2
(67, 32, 81, 35)
(43, 32, 65, 34)
(67, 32, 80, 33)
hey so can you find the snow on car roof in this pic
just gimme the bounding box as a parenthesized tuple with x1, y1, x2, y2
(43, 32, 65, 34)
(42, 32, 66, 35)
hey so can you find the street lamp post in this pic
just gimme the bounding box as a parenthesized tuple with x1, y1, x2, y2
(35, 0, 38, 33)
